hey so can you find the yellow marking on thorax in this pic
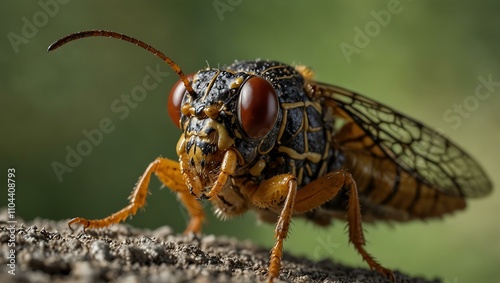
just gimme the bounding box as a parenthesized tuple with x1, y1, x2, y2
(277, 146, 321, 163)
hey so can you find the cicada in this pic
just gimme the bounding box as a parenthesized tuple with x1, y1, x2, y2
(48, 30, 493, 282)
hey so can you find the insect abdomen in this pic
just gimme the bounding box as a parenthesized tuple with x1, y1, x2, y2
(336, 121, 466, 220)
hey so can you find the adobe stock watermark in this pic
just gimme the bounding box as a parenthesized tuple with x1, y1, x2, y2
(444, 277, 459, 283)
(442, 74, 498, 130)
(213, 0, 244, 21)
(339, 0, 412, 63)
(6, 168, 17, 275)
(313, 234, 340, 260)
(51, 63, 169, 182)
(7, 0, 71, 54)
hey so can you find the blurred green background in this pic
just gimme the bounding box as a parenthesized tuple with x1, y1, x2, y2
(1, 1, 499, 282)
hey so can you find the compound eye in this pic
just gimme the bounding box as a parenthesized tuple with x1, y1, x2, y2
(168, 74, 194, 128)
(238, 76, 278, 139)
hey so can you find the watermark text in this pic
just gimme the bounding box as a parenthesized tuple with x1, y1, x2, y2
(51, 64, 169, 182)
(6, 168, 17, 275)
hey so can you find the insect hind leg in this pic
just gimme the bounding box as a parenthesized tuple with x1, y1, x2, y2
(293, 169, 394, 280)
(343, 172, 395, 280)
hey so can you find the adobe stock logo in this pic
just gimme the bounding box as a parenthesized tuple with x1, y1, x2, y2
(442, 74, 499, 130)
(339, 0, 412, 63)
(312, 234, 340, 260)
(7, 0, 71, 54)
(51, 64, 169, 182)
(213, 0, 244, 21)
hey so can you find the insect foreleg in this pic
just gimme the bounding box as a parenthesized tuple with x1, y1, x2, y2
(68, 158, 205, 234)
(154, 158, 205, 234)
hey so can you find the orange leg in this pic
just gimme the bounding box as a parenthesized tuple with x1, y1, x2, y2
(248, 174, 297, 283)
(297, 170, 394, 279)
(343, 172, 395, 280)
(68, 157, 205, 234)
(249, 169, 393, 282)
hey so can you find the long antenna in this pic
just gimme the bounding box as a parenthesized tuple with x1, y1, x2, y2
(48, 30, 195, 95)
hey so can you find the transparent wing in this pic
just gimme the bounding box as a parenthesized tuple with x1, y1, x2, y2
(311, 82, 492, 198)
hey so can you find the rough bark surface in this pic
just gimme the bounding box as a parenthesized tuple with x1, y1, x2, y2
(0, 210, 440, 283)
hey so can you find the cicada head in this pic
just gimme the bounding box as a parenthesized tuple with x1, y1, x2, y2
(46, 30, 283, 200)
(168, 68, 281, 199)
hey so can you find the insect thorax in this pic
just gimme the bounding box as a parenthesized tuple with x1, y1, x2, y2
(226, 60, 340, 188)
